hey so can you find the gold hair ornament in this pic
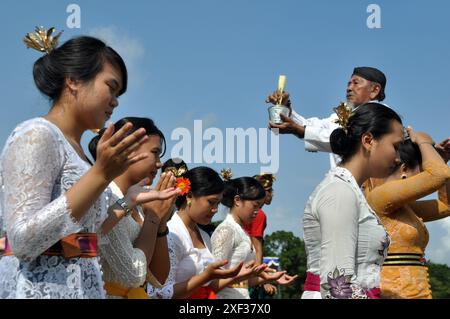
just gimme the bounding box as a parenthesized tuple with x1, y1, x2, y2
(23, 26, 63, 54)
(220, 168, 233, 181)
(166, 165, 188, 178)
(256, 173, 276, 189)
(333, 102, 354, 134)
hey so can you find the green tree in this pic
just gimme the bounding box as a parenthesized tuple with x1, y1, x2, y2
(263, 231, 450, 299)
(263, 231, 307, 298)
(428, 261, 450, 299)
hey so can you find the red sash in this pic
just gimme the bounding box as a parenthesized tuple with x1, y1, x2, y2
(3, 233, 97, 259)
(188, 286, 216, 299)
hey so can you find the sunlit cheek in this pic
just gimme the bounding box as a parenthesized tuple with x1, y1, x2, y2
(135, 158, 152, 171)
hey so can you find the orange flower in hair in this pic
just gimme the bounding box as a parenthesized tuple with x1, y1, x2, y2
(176, 177, 191, 196)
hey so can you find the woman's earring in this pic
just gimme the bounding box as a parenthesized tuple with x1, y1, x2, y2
(70, 88, 77, 98)
(187, 201, 192, 207)
(401, 174, 407, 179)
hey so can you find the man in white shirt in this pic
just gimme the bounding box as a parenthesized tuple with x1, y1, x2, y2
(267, 67, 387, 167)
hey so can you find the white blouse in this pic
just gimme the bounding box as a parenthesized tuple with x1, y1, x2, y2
(211, 213, 255, 299)
(0, 118, 107, 299)
(147, 212, 215, 299)
(302, 167, 390, 299)
(99, 182, 163, 298)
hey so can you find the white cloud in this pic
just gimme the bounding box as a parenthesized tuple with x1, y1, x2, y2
(173, 112, 219, 130)
(427, 219, 450, 265)
(88, 26, 146, 86)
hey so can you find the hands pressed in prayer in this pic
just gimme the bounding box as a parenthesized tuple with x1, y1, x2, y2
(142, 171, 179, 223)
(124, 175, 180, 211)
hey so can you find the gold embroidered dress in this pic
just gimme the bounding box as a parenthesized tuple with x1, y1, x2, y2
(367, 161, 450, 299)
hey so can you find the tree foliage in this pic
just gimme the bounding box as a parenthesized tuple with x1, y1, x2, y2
(263, 231, 307, 298)
(263, 230, 450, 299)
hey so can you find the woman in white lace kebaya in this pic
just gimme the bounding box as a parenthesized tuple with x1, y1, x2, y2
(148, 167, 262, 299)
(88, 117, 180, 299)
(0, 34, 165, 299)
(212, 175, 298, 299)
(302, 103, 404, 299)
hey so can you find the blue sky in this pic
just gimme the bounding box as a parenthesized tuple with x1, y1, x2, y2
(1, 0, 450, 265)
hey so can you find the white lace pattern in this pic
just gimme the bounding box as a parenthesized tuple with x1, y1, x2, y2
(211, 214, 255, 299)
(0, 118, 107, 299)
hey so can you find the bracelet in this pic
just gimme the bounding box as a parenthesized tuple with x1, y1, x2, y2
(116, 198, 132, 216)
(157, 227, 169, 237)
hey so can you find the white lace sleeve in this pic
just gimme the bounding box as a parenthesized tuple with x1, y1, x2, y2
(147, 233, 180, 299)
(316, 182, 369, 299)
(211, 225, 234, 264)
(98, 219, 147, 287)
(1, 124, 82, 261)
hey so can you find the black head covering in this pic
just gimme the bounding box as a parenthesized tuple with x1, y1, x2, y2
(352, 67, 386, 101)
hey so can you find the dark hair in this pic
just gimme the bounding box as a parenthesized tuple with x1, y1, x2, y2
(162, 158, 188, 173)
(397, 139, 422, 170)
(221, 177, 266, 208)
(33, 36, 127, 102)
(330, 103, 402, 163)
(175, 166, 225, 209)
(88, 117, 166, 160)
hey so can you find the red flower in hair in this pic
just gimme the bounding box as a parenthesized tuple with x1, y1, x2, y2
(176, 177, 191, 196)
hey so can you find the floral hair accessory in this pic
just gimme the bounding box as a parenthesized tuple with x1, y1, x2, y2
(333, 102, 354, 134)
(254, 173, 276, 190)
(23, 26, 63, 54)
(176, 177, 191, 196)
(220, 168, 233, 181)
(166, 165, 188, 178)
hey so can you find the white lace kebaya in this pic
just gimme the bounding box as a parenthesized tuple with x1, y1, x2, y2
(99, 181, 163, 299)
(0, 118, 108, 299)
(211, 213, 256, 299)
(302, 167, 390, 299)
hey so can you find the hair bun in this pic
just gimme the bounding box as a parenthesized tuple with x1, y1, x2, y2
(330, 127, 350, 157)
